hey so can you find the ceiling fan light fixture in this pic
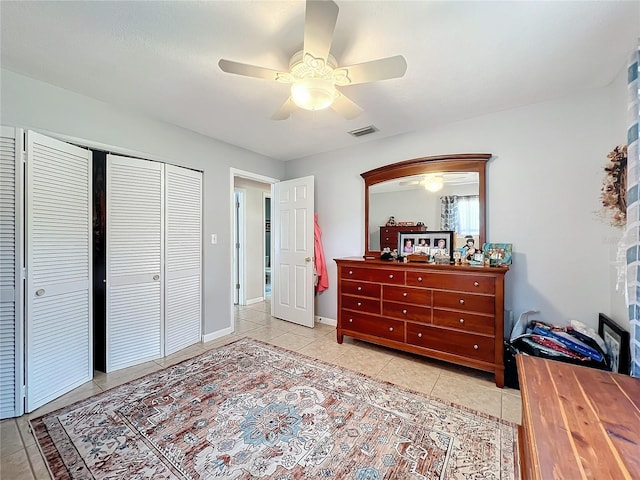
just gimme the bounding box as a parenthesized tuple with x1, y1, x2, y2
(424, 175, 444, 192)
(291, 77, 336, 111)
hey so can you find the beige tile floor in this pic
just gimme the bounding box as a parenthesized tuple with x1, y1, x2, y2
(1, 299, 521, 479)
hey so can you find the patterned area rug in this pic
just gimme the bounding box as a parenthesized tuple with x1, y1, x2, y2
(32, 338, 520, 479)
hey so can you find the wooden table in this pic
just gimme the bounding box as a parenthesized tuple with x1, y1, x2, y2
(517, 354, 640, 479)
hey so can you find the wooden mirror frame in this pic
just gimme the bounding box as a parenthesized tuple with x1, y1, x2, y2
(362, 153, 491, 258)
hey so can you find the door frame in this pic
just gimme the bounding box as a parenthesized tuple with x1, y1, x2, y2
(229, 169, 278, 321)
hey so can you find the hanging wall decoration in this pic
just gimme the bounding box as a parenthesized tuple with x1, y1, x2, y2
(600, 145, 627, 227)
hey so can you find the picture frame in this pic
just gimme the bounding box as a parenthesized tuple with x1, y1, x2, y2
(598, 313, 630, 374)
(399, 230, 454, 261)
(482, 243, 512, 266)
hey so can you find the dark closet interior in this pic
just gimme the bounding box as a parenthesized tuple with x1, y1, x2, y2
(92, 152, 106, 372)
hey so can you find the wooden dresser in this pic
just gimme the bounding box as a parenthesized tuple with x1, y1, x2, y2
(379, 225, 427, 251)
(517, 355, 640, 479)
(335, 257, 508, 387)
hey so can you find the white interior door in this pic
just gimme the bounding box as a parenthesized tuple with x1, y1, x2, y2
(106, 155, 164, 372)
(0, 126, 23, 419)
(25, 131, 92, 412)
(273, 176, 314, 327)
(165, 165, 202, 355)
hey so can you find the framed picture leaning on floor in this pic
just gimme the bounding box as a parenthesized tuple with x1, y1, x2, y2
(598, 313, 630, 374)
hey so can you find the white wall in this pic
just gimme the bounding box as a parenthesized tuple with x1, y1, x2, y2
(1, 69, 284, 337)
(286, 83, 629, 331)
(606, 63, 634, 325)
(234, 177, 271, 302)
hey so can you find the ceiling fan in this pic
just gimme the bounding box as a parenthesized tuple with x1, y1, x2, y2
(218, 0, 407, 120)
(399, 173, 477, 192)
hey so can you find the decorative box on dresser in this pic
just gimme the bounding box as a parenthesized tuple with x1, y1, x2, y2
(335, 257, 509, 387)
(379, 225, 427, 251)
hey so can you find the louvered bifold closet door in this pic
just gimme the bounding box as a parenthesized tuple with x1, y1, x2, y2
(165, 165, 202, 355)
(25, 131, 92, 412)
(0, 127, 22, 419)
(106, 155, 164, 372)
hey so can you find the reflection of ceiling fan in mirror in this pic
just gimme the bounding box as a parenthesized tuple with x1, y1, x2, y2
(218, 0, 407, 120)
(399, 173, 477, 192)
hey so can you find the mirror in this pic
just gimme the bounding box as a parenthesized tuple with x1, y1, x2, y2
(363, 154, 490, 258)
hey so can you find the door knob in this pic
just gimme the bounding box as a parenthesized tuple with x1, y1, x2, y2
(153, 275, 160, 281)
(35, 289, 45, 297)
(305, 257, 312, 262)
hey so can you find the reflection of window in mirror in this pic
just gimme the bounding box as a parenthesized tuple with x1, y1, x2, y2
(441, 195, 479, 235)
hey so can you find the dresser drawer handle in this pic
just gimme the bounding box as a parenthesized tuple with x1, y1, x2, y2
(403, 292, 408, 297)
(473, 344, 479, 350)
(473, 281, 479, 287)
(417, 332, 423, 338)
(348, 318, 353, 323)
(388, 274, 394, 279)
(402, 309, 407, 315)
(459, 318, 465, 324)
(357, 286, 362, 291)
(357, 302, 362, 307)
(388, 327, 394, 332)
(417, 276, 423, 282)
(459, 299, 465, 305)
(385, 237, 390, 241)
(348, 270, 353, 275)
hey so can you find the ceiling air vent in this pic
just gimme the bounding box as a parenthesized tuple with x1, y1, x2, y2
(348, 125, 378, 138)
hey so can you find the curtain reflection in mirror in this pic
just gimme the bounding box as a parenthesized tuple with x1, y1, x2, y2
(440, 195, 479, 235)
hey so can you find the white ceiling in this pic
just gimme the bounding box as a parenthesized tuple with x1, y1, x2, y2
(1, 1, 638, 161)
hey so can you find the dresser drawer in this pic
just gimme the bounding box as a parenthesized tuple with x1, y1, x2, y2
(342, 280, 381, 299)
(383, 285, 431, 305)
(341, 295, 380, 314)
(433, 291, 494, 315)
(383, 301, 431, 323)
(406, 271, 495, 294)
(433, 309, 495, 335)
(406, 324, 494, 363)
(380, 230, 399, 248)
(341, 266, 404, 285)
(340, 311, 404, 342)
(380, 239, 398, 250)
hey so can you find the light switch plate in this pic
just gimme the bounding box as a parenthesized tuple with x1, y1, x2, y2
(211, 234, 217, 244)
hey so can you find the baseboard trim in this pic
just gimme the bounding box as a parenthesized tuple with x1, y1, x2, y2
(246, 296, 264, 305)
(202, 326, 234, 343)
(315, 315, 337, 327)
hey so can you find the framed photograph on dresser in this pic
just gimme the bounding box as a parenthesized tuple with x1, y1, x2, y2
(598, 313, 630, 374)
(399, 231, 454, 260)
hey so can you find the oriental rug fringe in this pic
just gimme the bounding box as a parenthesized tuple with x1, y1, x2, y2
(31, 338, 520, 479)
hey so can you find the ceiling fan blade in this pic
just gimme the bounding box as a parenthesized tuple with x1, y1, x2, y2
(271, 97, 297, 120)
(331, 92, 363, 120)
(336, 55, 407, 85)
(218, 59, 288, 82)
(304, 0, 339, 62)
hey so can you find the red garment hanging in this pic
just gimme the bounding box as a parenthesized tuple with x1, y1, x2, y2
(314, 213, 329, 293)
